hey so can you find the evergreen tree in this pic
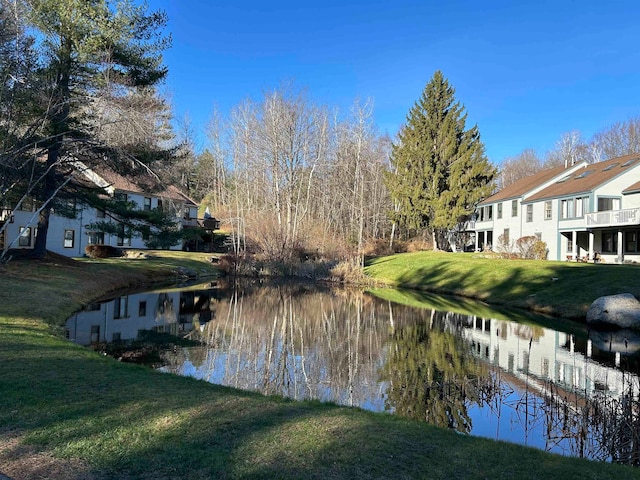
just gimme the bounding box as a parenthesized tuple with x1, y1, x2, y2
(5, 0, 173, 258)
(385, 71, 495, 250)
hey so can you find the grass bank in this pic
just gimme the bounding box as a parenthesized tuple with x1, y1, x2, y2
(365, 251, 640, 320)
(1, 251, 638, 479)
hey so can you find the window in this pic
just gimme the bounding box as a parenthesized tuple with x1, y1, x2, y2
(18, 227, 31, 247)
(87, 232, 104, 245)
(116, 223, 131, 247)
(574, 170, 594, 179)
(511, 200, 518, 217)
(544, 201, 552, 220)
(64, 198, 76, 215)
(567, 199, 574, 218)
(497, 203, 502, 219)
(576, 197, 584, 217)
(90, 325, 100, 343)
(144, 197, 152, 211)
(112, 332, 122, 342)
(561, 197, 588, 219)
(63, 229, 75, 248)
(184, 206, 191, 220)
(115, 192, 128, 202)
(621, 158, 637, 168)
(503, 228, 509, 244)
(526, 204, 533, 222)
(625, 231, 639, 253)
(597, 197, 620, 212)
(114, 296, 129, 319)
(96, 208, 105, 219)
(602, 231, 618, 253)
(139, 301, 147, 317)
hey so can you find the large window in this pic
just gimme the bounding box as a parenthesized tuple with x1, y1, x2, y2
(63, 229, 75, 248)
(597, 197, 620, 212)
(561, 197, 589, 219)
(477, 205, 493, 222)
(526, 204, 533, 223)
(511, 200, 518, 217)
(625, 231, 640, 253)
(144, 197, 152, 211)
(544, 201, 552, 220)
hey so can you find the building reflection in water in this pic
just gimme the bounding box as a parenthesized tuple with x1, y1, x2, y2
(65, 282, 220, 345)
(65, 281, 640, 465)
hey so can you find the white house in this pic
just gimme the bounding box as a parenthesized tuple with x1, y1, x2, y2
(475, 154, 640, 263)
(0, 163, 200, 257)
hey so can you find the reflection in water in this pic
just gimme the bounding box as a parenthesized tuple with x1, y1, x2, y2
(66, 281, 640, 465)
(380, 311, 491, 433)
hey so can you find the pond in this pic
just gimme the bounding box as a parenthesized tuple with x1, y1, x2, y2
(66, 280, 640, 465)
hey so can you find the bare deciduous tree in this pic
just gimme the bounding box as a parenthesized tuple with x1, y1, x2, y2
(591, 117, 640, 161)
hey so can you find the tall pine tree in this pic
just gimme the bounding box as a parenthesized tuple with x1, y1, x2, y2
(7, 0, 173, 258)
(386, 71, 495, 250)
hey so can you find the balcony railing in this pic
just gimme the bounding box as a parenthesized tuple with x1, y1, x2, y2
(182, 218, 199, 228)
(586, 207, 640, 228)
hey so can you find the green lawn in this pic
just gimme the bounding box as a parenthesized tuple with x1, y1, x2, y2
(1, 251, 639, 479)
(365, 251, 640, 320)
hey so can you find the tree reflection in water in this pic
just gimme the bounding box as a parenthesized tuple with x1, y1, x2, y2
(148, 281, 640, 465)
(380, 309, 492, 433)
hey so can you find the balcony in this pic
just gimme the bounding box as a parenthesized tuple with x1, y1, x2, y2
(586, 207, 640, 228)
(181, 217, 199, 228)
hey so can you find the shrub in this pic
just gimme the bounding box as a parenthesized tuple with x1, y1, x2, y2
(513, 236, 548, 260)
(531, 240, 548, 260)
(496, 234, 515, 258)
(329, 259, 370, 284)
(515, 236, 538, 259)
(84, 244, 123, 258)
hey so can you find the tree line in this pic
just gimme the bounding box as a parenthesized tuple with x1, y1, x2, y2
(2, 1, 638, 264)
(180, 73, 495, 266)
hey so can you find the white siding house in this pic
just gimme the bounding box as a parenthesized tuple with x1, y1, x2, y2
(1, 163, 200, 257)
(475, 154, 640, 263)
(474, 162, 586, 253)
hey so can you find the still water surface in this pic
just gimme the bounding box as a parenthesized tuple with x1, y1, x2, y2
(66, 280, 640, 465)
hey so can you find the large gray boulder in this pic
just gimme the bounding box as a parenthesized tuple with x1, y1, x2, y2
(586, 293, 640, 329)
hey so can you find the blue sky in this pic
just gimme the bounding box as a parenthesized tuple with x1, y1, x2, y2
(150, 0, 640, 164)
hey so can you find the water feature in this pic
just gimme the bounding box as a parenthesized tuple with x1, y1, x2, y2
(66, 280, 640, 465)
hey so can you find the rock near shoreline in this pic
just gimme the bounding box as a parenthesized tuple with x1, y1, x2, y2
(586, 293, 640, 329)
